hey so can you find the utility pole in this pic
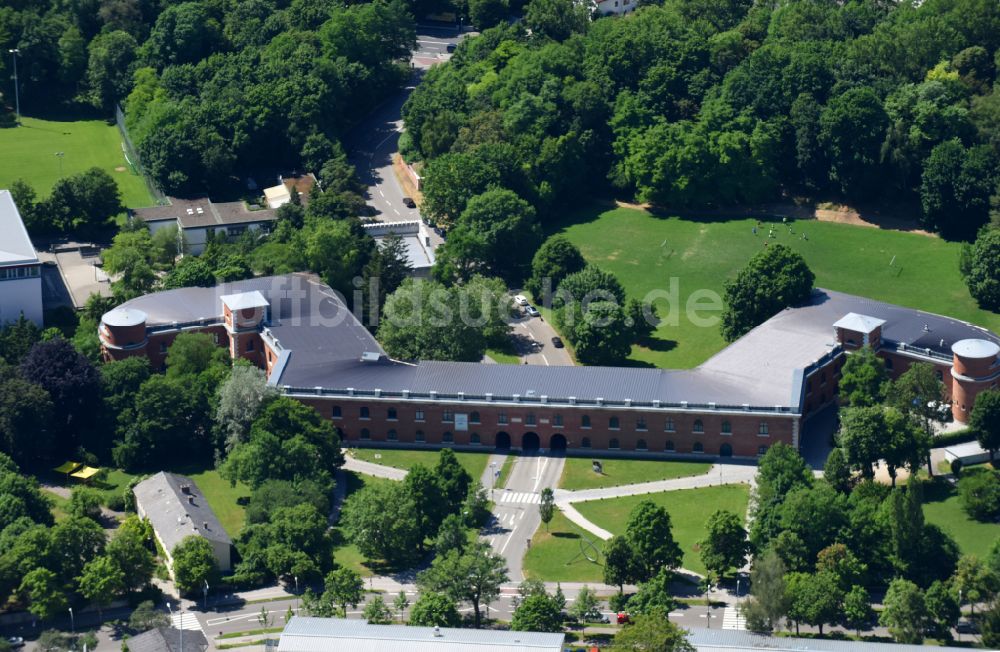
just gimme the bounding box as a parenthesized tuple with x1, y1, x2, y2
(8, 49, 20, 125)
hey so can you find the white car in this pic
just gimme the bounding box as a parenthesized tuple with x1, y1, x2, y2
(514, 295, 529, 306)
(525, 305, 540, 317)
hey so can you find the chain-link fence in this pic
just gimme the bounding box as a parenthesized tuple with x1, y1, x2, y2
(115, 103, 168, 206)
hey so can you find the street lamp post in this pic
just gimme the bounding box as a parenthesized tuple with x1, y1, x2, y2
(55, 152, 64, 177)
(203, 580, 209, 611)
(168, 603, 183, 652)
(68, 607, 74, 633)
(7, 49, 19, 125)
(294, 576, 299, 611)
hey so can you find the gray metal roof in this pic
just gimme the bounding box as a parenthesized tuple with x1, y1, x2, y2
(111, 277, 1000, 413)
(952, 338, 1000, 359)
(132, 472, 232, 552)
(688, 629, 971, 651)
(131, 197, 276, 229)
(0, 190, 38, 265)
(278, 617, 564, 652)
(125, 627, 208, 652)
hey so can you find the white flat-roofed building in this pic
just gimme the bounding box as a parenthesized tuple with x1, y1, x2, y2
(276, 617, 564, 652)
(131, 197, 277, 255)
(0, 189, 43, 326)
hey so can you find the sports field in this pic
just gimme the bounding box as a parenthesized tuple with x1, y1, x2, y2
(551, 206, 1000, 369)
(0, 116, 155, 208)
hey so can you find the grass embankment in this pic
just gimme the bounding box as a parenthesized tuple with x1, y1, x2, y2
(558, 457, 712, 491)
(0, 116, 155, 208)
(549, 206, 1000, 368)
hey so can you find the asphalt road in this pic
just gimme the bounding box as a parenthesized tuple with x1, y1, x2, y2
(510, 314, 575, 366)
(484, 453, 566, 581)
(346, 25, 465, 226)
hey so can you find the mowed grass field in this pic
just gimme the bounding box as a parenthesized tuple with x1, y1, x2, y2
(523, 510, 605, 583)
(348, 447, 493, 481)
(922, 473, 1000, 559)
(558, 457, 712, 491)
(0, 116, 154, 208)
(551, 206, 1000, 369)
(574, 484, 750, 576)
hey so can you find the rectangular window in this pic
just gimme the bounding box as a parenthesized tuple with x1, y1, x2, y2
(526, 414, 536, 426)
(636, 417, 647, 431)
(498, 411, 508, 425)
(246, 339, 254, 351)
(554, 414, 563, 427)
(665, 417, 675, 432)
(159, 342, 167, 353)
(442, 411, 454, 423)
(415, 410, 425, 422)
(387, 408, 398, 421)
(758, 422, 769, 436)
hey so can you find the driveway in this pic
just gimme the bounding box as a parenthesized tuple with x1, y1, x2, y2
(509, 315, 574, 366)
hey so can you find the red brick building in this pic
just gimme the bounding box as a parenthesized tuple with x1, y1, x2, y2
(100, 274, 999, 460)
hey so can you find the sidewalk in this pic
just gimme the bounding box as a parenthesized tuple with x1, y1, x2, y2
(342, 456, 408, 481)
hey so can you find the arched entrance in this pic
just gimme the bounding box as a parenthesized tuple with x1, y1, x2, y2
(521, 432, 540, 452)
(495, 431, 511, 451)
(720, 443, 733, 457)
(550, 433, 567, 452)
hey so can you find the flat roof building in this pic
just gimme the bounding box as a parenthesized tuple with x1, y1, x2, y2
(275, 617, 564, 652)
(0, 189, 43, 326)
(133, 472, 232, 575)
(131, 197, 277, 255)
(689, 629, 970, 652)
(362, 220, 437, 276)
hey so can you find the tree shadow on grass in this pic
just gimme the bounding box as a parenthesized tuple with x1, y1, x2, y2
(552, 531, 580, 539)
(636, 336, 676, 353)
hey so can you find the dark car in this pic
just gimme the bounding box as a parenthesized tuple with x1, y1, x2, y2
(551, 336, 564, 348)
(402, 197, 416, 209)
(446, 43, 457, 53)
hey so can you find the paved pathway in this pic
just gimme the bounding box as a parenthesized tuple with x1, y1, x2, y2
(553, 463, 757, 543)
(342, 455, 408, 481)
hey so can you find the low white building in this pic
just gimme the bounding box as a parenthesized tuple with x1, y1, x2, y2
(133, 472, 233, 575)
(0, 189, 43, 326)
(262, 174, 317, 209)
(276, 618, 564, 652)
(361, 220, 437, 277)
(593, 0, 636, 16)
(131, 197, 277, 255)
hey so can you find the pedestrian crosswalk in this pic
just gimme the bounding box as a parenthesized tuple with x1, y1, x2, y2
(722, 606, 746, 630)
(497, 491, 541, 504)
(171, 612, 204, 632)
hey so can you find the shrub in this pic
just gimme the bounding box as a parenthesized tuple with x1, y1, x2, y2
(958, 469, 1000, 521)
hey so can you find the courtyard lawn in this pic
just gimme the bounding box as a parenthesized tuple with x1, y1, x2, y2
(348, 447, 492, 482)
(550, 206, 1000, 369)
(486, 347, 521, 364)
(574, 484, 750, 576)
(558, 457, 712, 491)
(523, 510, 606, 583)
(922, 474, 1000, 559)
(0, 116, 155, 208)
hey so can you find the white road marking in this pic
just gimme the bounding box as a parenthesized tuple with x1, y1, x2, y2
(540, 354, 549, 366)
(171, 612, 203, 632)
(417, 39, 451, 45)
(533, 457, 548, 492)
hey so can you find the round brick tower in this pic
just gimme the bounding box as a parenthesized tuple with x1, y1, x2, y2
(950, 339, 1000, 423)
(99, 307, 148, 361)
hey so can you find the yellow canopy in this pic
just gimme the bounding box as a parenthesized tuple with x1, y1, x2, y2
(53, 461, 82, 475)
(70, 465, 101, 481)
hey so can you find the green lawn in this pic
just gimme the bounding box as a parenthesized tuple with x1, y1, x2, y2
(180, 467, 251, 538)
(486, 348, 521, 364)
(550, 206, 1000, 369)
(0, 116, 155, 208)
(348, 447, 492, 482)
(43, 489, 71, 522)
(523, 510, 606, 583)
(558, 457, 712, 491)
(574, 484, 751, 576)
(922, 473, 1000, 559)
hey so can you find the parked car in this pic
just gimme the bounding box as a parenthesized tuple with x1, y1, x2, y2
(514, 294, 529, 306)
(616, 612, 631, 625)
(551, 336, 564, 348)
(446, 43, 457, 53)
(525, 305, 540, 317)
(402, 196, 416, 208)
(8, 637, 24, 649)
